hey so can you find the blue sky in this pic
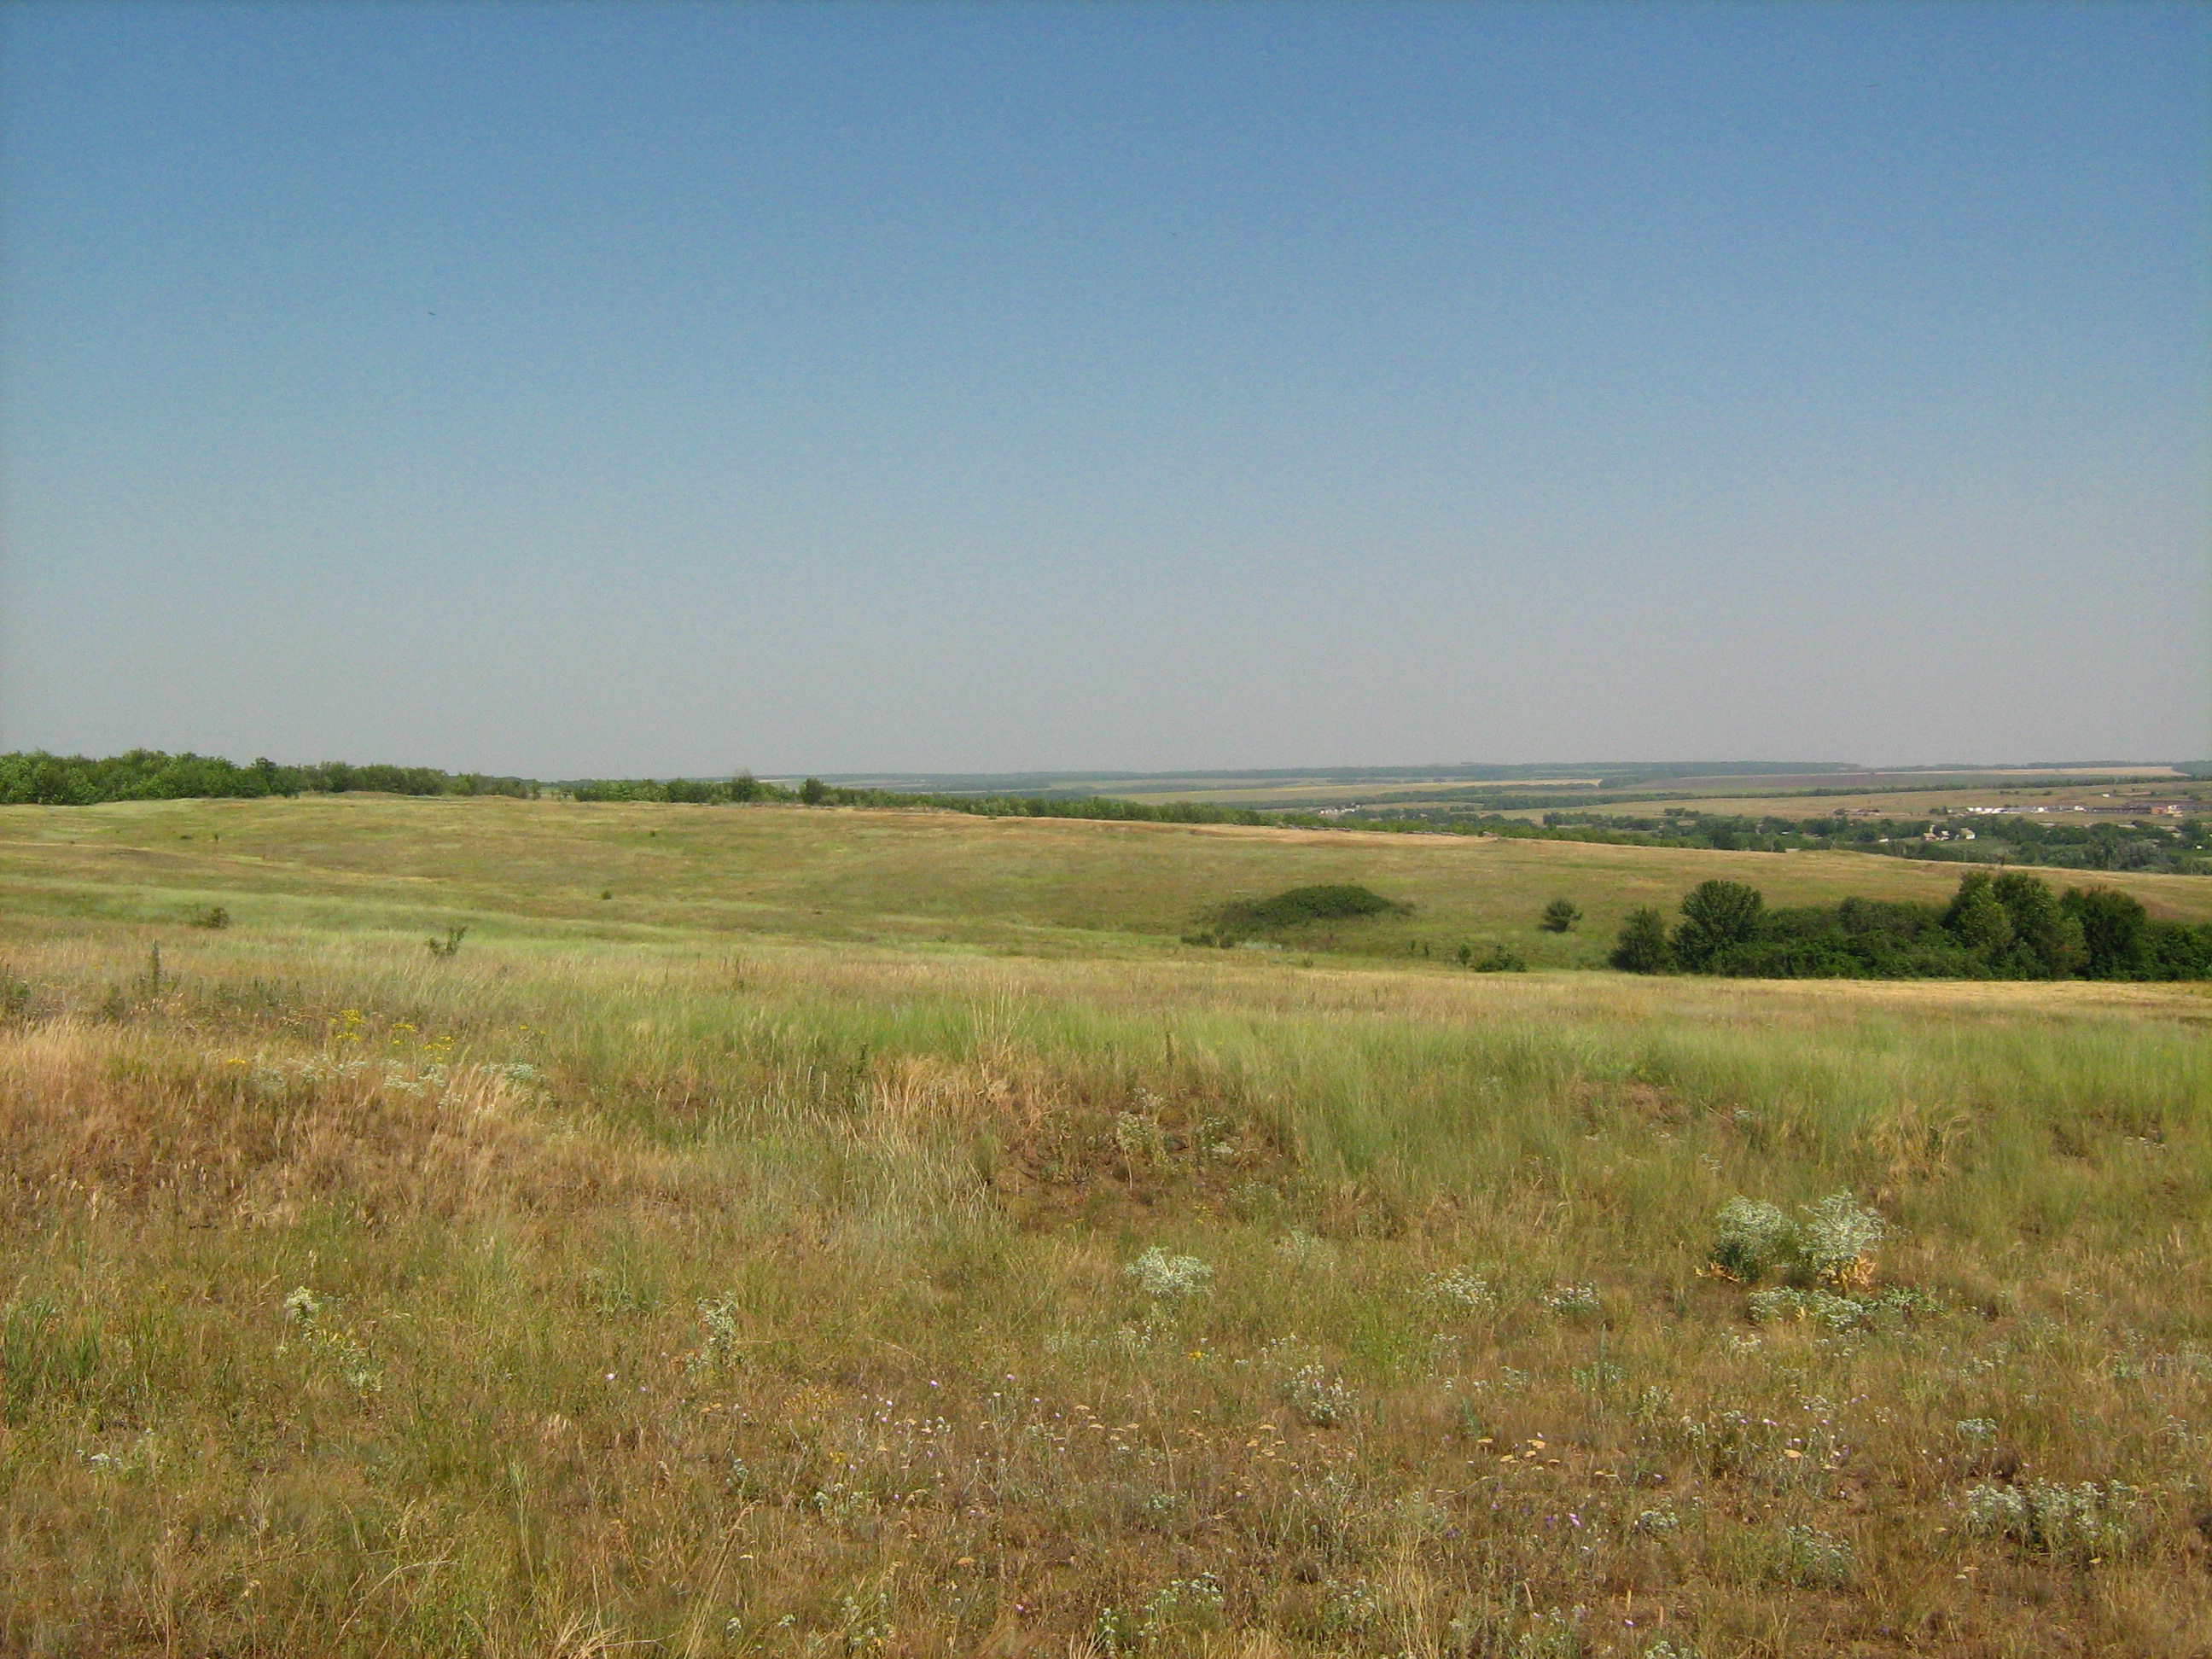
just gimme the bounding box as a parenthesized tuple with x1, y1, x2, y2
(3, 1, 2205, 775)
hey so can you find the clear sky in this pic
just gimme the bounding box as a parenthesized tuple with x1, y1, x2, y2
(3, 1, 2205, 777)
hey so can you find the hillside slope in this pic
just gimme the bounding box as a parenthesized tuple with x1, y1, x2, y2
(3, 795, 2207, 963)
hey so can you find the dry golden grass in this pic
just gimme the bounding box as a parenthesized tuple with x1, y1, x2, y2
(1, 803, 2209, 1656)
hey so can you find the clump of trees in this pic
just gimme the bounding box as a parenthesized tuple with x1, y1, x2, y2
(568, 772, 789, 804)
(1610, 873, 2212, 981)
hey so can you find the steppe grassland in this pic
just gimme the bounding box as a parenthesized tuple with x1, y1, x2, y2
(5, 795, 2209, 967)
(0, 799, 2208, 1657)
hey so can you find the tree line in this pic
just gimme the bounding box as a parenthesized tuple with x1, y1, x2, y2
(1609, 872, 2212, 981)
(0, 750, 534, 805)
(0, 752, 1325, 827)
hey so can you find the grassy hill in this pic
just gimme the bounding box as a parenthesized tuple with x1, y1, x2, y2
(5, 795, 2208, 964)
(2, 796, 2209, 1656)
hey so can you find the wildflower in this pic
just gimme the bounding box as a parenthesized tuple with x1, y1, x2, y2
(1774, 1525, 1855, 1588)
(1423, 1267, 1498, 1311)
(1542, 1283, 1601, 1318)
(1284, 1362, 1354, 1428)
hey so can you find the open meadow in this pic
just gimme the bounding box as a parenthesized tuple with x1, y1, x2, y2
(3, 798, 2210, 1656)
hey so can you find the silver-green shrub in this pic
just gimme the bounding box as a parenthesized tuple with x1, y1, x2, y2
(1710, 1197, 1795, 1281)
(1965, 1480, 2143, 1560)
(1125, 1246, 1212, 1298)
(1799, 1191, 1885, 1289)
(1712, 1192, 1885, 1287)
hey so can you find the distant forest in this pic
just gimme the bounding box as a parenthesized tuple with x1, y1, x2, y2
(2, 750, 2203, 880)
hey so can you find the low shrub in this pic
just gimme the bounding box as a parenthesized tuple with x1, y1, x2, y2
(1209, 884, 1406, 938)
(1711, 1197, 1795, 1281)
(1123, 1246, 1212, 1299)
(1710, 1192, 1885, 1289)
(1965, 1480, 2145, 1562)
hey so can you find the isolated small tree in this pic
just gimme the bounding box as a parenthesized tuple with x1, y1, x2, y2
(1610, 907, 1672, 973)
(799, 777, 828, 806)
(1540, 898, 1581, 934)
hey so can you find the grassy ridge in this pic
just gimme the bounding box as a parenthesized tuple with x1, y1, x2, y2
(3, 795, 2209, 967)
(2, 800, 2210, 1655)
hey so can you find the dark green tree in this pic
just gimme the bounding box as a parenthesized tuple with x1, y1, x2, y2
(1540, 898, 1582, 933)
(1943, 873, 2015, 960)
(1670, 880, 1766, 971)
(2145, 919, 2212, 980)
(1610, 907, 1673, 973)
(1989, 872, 2084, 978)
(799, 777, 828, 805)
(2061, 885, 2147, 980)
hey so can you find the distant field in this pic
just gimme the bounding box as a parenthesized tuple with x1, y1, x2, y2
(1610, 779, 2210, 823)
(3, 797, 2209, 1656)
(1482, 781, 2212, 825)
(821, 764, 2198, 819)
(936, 765, 2198, 817)
(4, 796, 2209, 970)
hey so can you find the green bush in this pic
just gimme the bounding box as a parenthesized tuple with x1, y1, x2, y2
(1710, 1192, 1884, 1288)
(1798, 1191, 1885, 1289)
(1610, 907, 1673, 973)
(1710, 1197, 1795, 1281)
(1209, 884, 1406, 938)
(1671, 880, 1765, 970)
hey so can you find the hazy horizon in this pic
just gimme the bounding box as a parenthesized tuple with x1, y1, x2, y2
(3, 2, 2206, 777)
